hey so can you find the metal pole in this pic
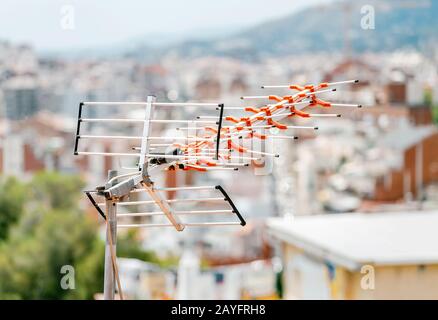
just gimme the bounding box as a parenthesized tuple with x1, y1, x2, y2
(139, 95, 155, 176)
(104, 170, 118, 300)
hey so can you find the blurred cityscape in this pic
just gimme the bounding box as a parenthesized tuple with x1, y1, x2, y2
(1, 0, 438, 300)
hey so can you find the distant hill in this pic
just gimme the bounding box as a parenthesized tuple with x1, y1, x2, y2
(126, 0, 438, 61)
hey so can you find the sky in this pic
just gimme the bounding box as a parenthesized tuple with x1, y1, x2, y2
(0, 0, 332, 52)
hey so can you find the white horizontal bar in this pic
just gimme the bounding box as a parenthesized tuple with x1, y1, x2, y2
(177, 209, 233, 214)
(268, 111, 340, 119)
(260, 79, 359, 89)
(181, 151, 225, 156)
(260, 85, 289, 89)
(328, 80, 359, 86)
(82, 101, 148, 106)
(147, 137, 213, 141)
(179, 157, 242, 162)
(330, 103, 362, 108)
(268, 135, 298, 140)
(117, 209, 233, 217)
(80, 118, 217, 124)
(240, 96, 269, 100)
(154, 186, 216, 191)
(78, 135, 213, 141)
(152, 153, 249, 161)
(82, 101, 221, 107)
(118, 222, 241, 228)
(76, 151, 141, 157)
(284, 126, 318, 130)
(197, 116, 220, 119)
(153, 102, 220, 107)
(226, 155, 259, 161)
(282, 100, 313, 107)
(146, 154, 213, 160)
(308, 114, 341, 117)
(151, 119, 217, 124)
(118, 223, 175, 228)
(79, 134, 142, 140)
(175, 125, 273, 131)
(115, 197, 225, 206)
(177, 165, 238, 171)
(222, 107, 248, 110)
(118, 212, 163, 217)
(224, 125, 272, 129)
(220, 105, 315, 111)
(149, 143, 222, 147)
(241, 88, 335, 100)
(185, 222, 241, 227)
(190, 148, 233, 152)
(116, 186, 218, 194)
(80, 118, 146, 123)
(168, 197, 225, 203)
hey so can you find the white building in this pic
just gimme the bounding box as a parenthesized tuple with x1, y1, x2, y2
(268, 210, 438, 299)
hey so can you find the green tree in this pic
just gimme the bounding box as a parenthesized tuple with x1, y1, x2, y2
(424, 89, 438, 125)
(0, 171, 163, 299)
(69, 239, 105, 299)
(0, 208, 101, 299)
(29, 171, 84, 210)
(0, 172, 101, 299)
(0, 177, 28, 240)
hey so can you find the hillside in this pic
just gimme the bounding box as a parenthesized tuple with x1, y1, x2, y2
(126, 0, 438, 60)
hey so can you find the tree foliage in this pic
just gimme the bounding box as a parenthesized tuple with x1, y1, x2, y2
(0, 171, 157, 299)
(0, 177, 28, 240)
(0, 208, 100, 299)
(29, 171, 84, 210)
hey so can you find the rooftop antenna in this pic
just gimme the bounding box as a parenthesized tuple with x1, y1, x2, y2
(74, 79, 361, 299)
(75, 96, 244, 299)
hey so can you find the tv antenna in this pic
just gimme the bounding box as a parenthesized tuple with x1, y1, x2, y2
(74, 79, 361, 299)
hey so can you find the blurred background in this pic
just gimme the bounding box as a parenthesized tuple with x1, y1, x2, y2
(0, 0, 438, 300)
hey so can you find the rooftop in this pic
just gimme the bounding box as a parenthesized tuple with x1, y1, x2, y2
(267, 210, 438, 270)
(379, 125, 437, 151)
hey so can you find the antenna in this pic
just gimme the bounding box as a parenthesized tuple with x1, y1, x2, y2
(74, 96, 246, 299)
(74, 79, 361, 299)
